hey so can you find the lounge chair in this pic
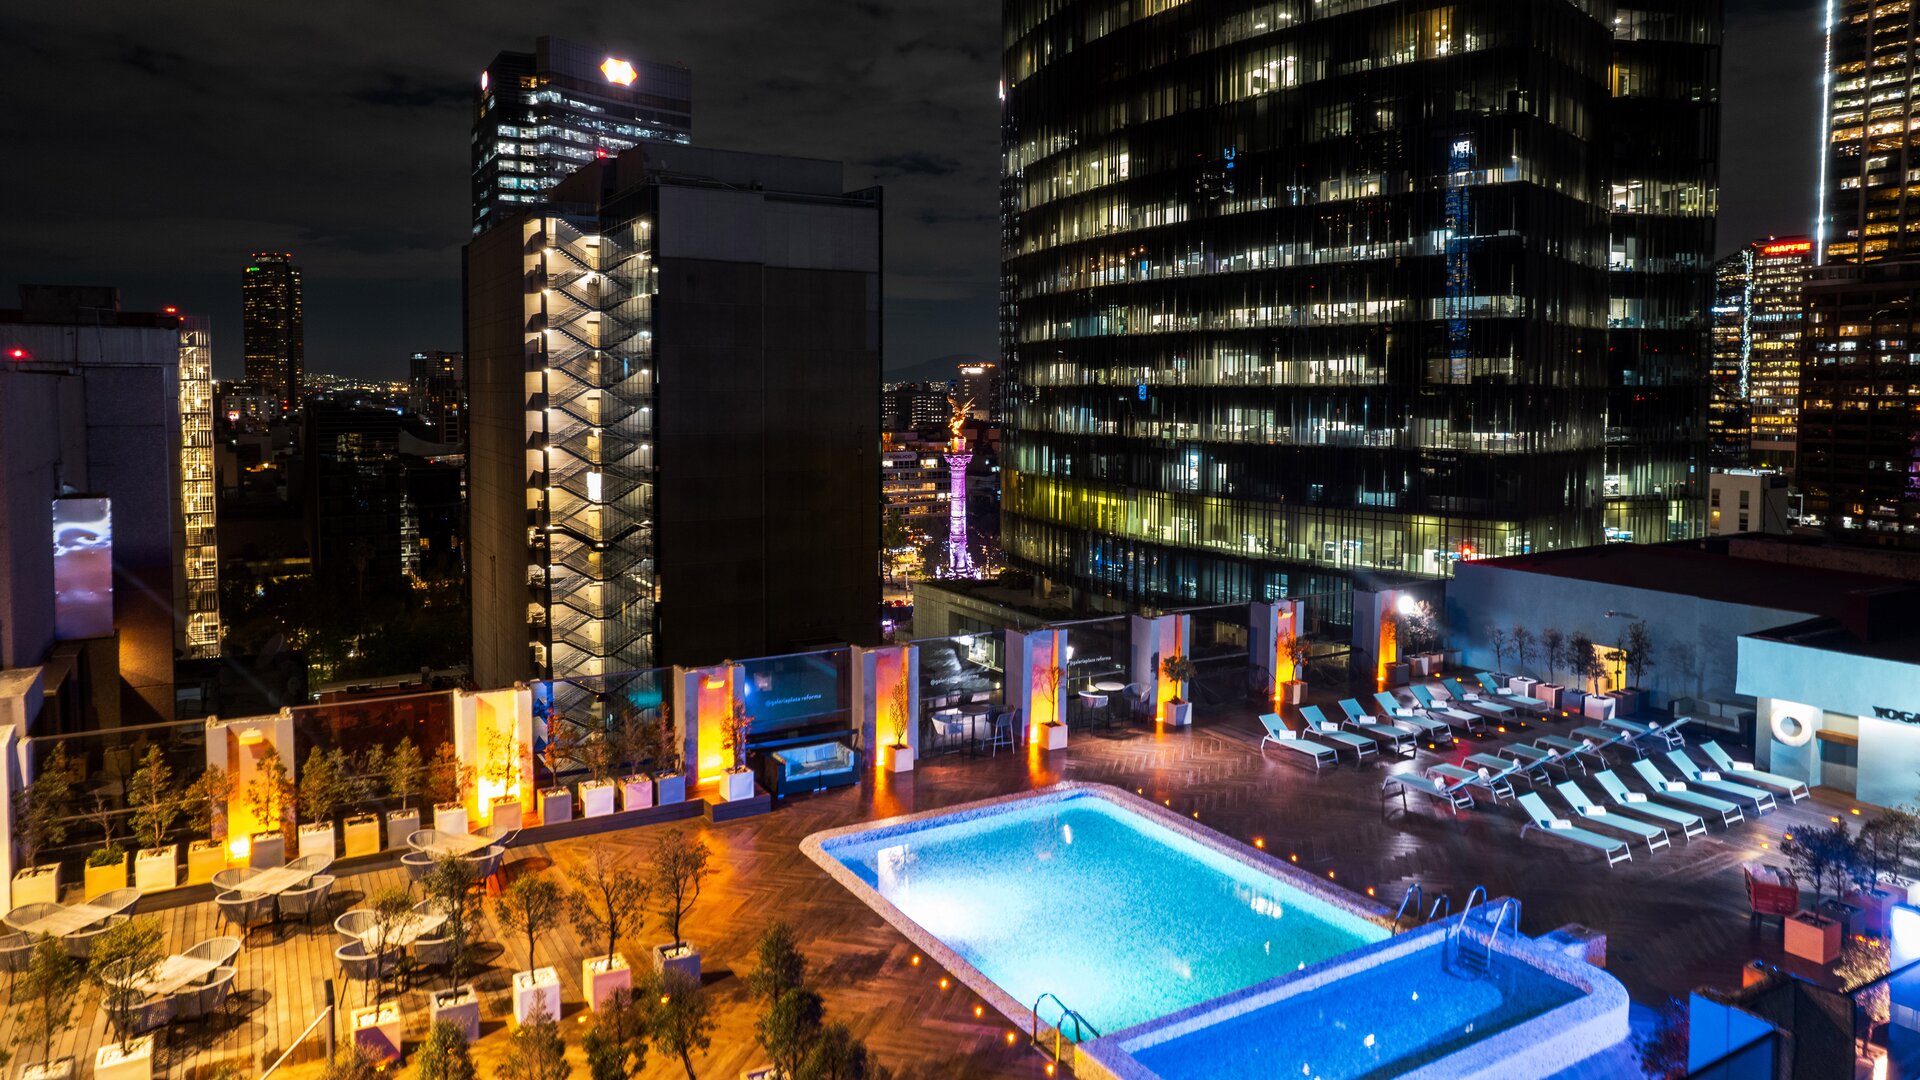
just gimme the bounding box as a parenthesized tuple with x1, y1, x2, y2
(1257, 714, 1338, 771)
(1629, 758, 1745, 826)
(1430, 762, 1514, 804)
(1407, 684, 1486, 734)
(1334, 699, 1418, 755)
(1606, 716, 1689, 751)
(1699, 742, 1810, 803)
(1662, 750, 1778, 812)
(1555, 781, 1671, 854)
(1370, 692, 1453, 745)
(1462, 753, 1523, 800)
(1516, 793, 1632, 867)
(1440, 678, 1517, 722)
(1384, 771, 1474, 816)
(1535, 734, 1601, 766)
(1593, 770, 1708, 839)
(1570, 725, 1632, 757)
(1477, 673, 1550, 714)
(1501, 742, 1581, 778)
(1298, 706, 1378, 763)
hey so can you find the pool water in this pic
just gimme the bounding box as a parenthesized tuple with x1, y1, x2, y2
(1129, 946, 1583, 1080)
(818, 790, 1388, 1033)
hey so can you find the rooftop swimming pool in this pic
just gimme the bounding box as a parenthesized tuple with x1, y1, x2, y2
(802, 783, 1391, 1034)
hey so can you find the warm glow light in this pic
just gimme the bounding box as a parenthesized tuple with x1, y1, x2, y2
(237, 727, 265, 745)
(910, 955, 921, 967)
(1254, 837, 1265, 849)
(1005, 1032, 1017, 1045)
(601, 57, 638, 85)
(973, 1005, 984, 1018)
(939, 977, 950, 990)
(228, 835, 251, 860)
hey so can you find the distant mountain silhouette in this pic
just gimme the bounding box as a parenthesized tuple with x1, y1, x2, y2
(883, 352, 992, 383)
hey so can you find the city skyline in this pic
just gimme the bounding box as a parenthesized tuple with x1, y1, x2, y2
(1, 0, 1813, 380)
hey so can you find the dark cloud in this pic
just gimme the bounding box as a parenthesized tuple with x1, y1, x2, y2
(868, 152, 963, 176)
(347, 74, 471, 110)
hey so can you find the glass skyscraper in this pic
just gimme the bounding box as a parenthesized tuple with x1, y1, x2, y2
(241, 251, 303, 416)
(1000, 0, 1719, 608)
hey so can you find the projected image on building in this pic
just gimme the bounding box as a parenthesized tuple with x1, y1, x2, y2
(53, 496, 113, 640)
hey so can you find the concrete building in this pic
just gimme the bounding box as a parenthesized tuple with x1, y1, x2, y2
(1706, 470, 1793, 536)
(955, 361, 1001, 423)
(408, 350, 466, 444)
(466, 144, 881, 687)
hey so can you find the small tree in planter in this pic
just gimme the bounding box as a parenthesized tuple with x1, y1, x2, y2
(757, 982, 824, 1080)
(1854, 808, 1920, 932)
(426, 742, 474, 833)
(361, 886, 415, 1004)
(245, 745, 295, 853)
(746, 921, 808, 1004)
(1510, 625, 1536, 682)
(298, 747, 351, 858)
(86, 916, 164, 1046)
(500, 871, 563, 975)
(12, 743, 78, 887)
(884, 677, 913, 770)
(644, 708, 686, 805)
(568, 848, 650, 1009)
(184, 764, 232, 883)
(1566, 633, 1606, 695)
(719, 702, 756, 800)
(82, 793, 129, 898)
(650, 828, 712, 978)
(584, 988, 651, 1080)
(1486, 625, 1510, 678)
(381, 738, 427, 846)
(424, 853, 485, 990)
(11, 934, 80, 1072)
(126, 746, 181, 890)
(1623, 620, 1655, 693)
(641, 966, 712, 1080)
(1785, 826, 1859, 906)
(1280, 635, 1311, 704)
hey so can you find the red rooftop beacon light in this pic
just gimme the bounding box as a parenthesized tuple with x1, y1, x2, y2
(7, 347, 27, 361)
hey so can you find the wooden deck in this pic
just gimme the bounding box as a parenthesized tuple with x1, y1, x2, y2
(0, 695, 1862, 1078)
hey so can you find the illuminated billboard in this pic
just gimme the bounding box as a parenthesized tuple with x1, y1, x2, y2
(52, 496, 113, 640)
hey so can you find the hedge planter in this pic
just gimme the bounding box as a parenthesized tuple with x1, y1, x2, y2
(653, 941, 702, 982)
(655, 775, 688, 806)
(490, 796, 523, 832)
(619, 774, 653, 812)
(297, 822, 336, 861)
(538, 787, 573, 826)
(134, 845, 177, 894)
(93, 1037, 153, 1080)
(433, 802, 467, 837)
(583, 953, 631, 1011)
(512, 966, 561, 1027)
(720, 770, 756, 802)
(12, 864, 59, 907)
(84, 852, 128, 900)
(348, 1000, 403, 1065)
(248, 832, 285, 869)
(579, 779, 617, 818)
(343, 814, 381, 858)
(430, 984, 481, 1042)
(385, 808, 421, 850)
(186, 840, 226, 885)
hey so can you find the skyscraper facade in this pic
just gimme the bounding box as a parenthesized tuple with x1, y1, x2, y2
(409, 349, 466, 443)
(1818, 0, 1920, 264)
(999, 0, 1720, 608)
(471, 37, 692, 236)
(1709, 249, 1751, 468)
(1708, 237, 1812, 472)
(241, 251, 304, 416)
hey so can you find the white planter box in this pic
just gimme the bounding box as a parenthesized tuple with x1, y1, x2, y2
(433, 803, 467, 836)
(19, 1057, 74, 1080)
(721, 770, 756, 802)
(655, 775, 688, 805)
(885, 744, 915, 773)
(619, 774, 653, 812)
(12, 864, 59, 907)
(348, 1001, 403, 1064)
(1509, 676, 1539, 697)
(1165, 701, 1193, 727)
(134, 846, 177, 894)
(93, 1036, 153, 1080)
(385, 808, 420, 850)
(512, 966, 562, 1026)
(1039, 722, 1069, 750)
(186, 841, 225, 885)
(582, 953, 632, 1011)
(248, 832, 285, 869)
(652, 941, 702, 982)
(343, 815, 381, 858)
(1281, 681, 1306, 706)
(539, 787, 572, 826)
(1537, 684, 1566, 711)
(490, 796, 523, 832)
(84, 853, 128, 900)
(1583, 695, 1617, 722)
(297, 822, 335, 861)
(579, 780, 617, 818)
(430, 985, 481, 1043)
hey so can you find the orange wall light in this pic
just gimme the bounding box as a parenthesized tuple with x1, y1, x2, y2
(695, 666, 735, 782)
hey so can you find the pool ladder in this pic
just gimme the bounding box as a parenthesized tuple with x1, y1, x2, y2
(1390, 884, 1455, 932)
(1030, 991, 1101, 1069)
(1448, 894, 1518, 975)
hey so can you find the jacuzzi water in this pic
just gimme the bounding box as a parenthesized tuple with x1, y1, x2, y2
(1128, 945, 1584, 1080)
(814, 788, 1389, 1033)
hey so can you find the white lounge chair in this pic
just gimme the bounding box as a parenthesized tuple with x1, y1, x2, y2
(1606, 716, 1689, 751)
(1440, 678, 1517, 722)
(1337, 698, 1419, 755)
(1569, 725, 1632, 757)
(1699, 742, 1810, 803)
(1516, 792, 1632, 867)
(1555, 781, 1670, 854)
(1501, 741, 1582, 778)
(1383, 771, 1474, 816)
(1628, 758, 1745, 826)
(1371, 692, 1453, 745)
(1430, 761, 1514, 804)
(1257, 714, 1337, 771)
(1477, 672, 1549, 714)
(1299, 706, 1378, 762)
(1408, 684, 1486, 734)
(1662, 750, 1777, 813)
(1536, 734, 1607, 765)
(1593, 769, 1708, 839)
(1461, 754, 1523, 801)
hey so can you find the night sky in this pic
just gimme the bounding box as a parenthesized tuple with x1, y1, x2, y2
(1, 1, 1812, 380)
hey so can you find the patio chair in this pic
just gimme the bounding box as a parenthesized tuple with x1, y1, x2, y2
(1257, 713, 1337, 771)
(1336, 699, 1418, 756)
(1698, 742, 1810, 803)
(335, 940, 392, 1000)
(90, 888, 142, 918)
(1476, 672, 1550, 714)
(1591, 770, 1708, 840)
(336, 909, 379, 947)
(287, 853, 334, 876)
(465, 847, 505, 885)
(987, 710, 1017, 756)
(64, 914, 129, 960)
(1440, 678, 1517, 722)
(1371, 691, 1454, 745)
(173, 965, 237, 1029)
(216, 890, 276, 943)
(1407, 684, 1486, 734)
(1628, 758, 1745, 826)
(211, 867, 257, 891)
(401, 851, 437, 887)
(1554, 781, 1671, 855)
(409, 934, 457, 989)
(182, 936, 244, 973)
(278, 875, 334, 932)
(1516, 792, 1632, 868)
(1661, 750, 1778, 813)
(1383, 771, 1474, 816)
(1297, 705, 1378, 763)
(3, 902, 62, 932)
(0, 931, 31, 1003)
(484, 823, 522, 848)
(125, 992, 177, 1036)
(406, 829, 442, 851)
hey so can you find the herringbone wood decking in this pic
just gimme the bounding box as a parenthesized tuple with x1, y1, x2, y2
(0, 695, 1859, 1078)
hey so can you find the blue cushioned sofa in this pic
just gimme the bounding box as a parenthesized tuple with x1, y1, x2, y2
(764, 741, 860, 797)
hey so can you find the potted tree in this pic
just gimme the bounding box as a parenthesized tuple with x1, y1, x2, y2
(126, 747, 181, 893)
(1854, 808, 1918, 936)
(650, 709, 688, 807)
(884, 677, 914, 773)
(1486, 625, 1511, 682)
(1162, 654, 1197, 726)
(11, 744, 77, 907)
(1279, 634, 1310, 706)
(537, 723, 576, 826)
(611, 705, 655, 813)
(381, 738, 426, 848)
(567, 848, 649, 1010)
(499, 872, 563, 1026)
(87, 917, 163, 1080)
(482, 725, 525, 830)
(1538, 629, 1568, 712)
(720, 702, 756, 802)
(1036, 664, 1069, 747)
(1783, 826, 1857, 964)
(243, 746, 292, 868)
(1509, 625, 1538, 696)
(427, 743, 472, 836)
(578, 731, 619, 818)
(340, 746, 383, 858)
(1566, 633, 1603, 717)
(184, 765, 231, 884)
(1617, 620, 1655, 715)
(15, 933, 82, 1080)
(296, 747, 347, 860)
(424, 854, 484, 1041)
(82, 795, 128, 901)
(649, 827, 712, 980)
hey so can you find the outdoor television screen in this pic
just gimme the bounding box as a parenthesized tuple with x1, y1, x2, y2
(53, 496, 113, 640)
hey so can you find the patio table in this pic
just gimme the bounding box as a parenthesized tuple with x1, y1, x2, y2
(1091, 680, 1126, 693)
(8, 901, 119, 936)
(233, 863, 320, 897)
(128, 953, 221, 996)
(410, 831, 493, 857)
(359, 911, 447, 950)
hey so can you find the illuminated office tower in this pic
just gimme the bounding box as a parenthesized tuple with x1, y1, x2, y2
(177, 316, 221, 659)
(1000, 0, 1720, 607)
(1819, 0, 1920, 263)
(472, 37, 692, 236)
(1708, 237, 1813, 472)
(1709, 250, 1752, 468)
(242, 252, 303, 416)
